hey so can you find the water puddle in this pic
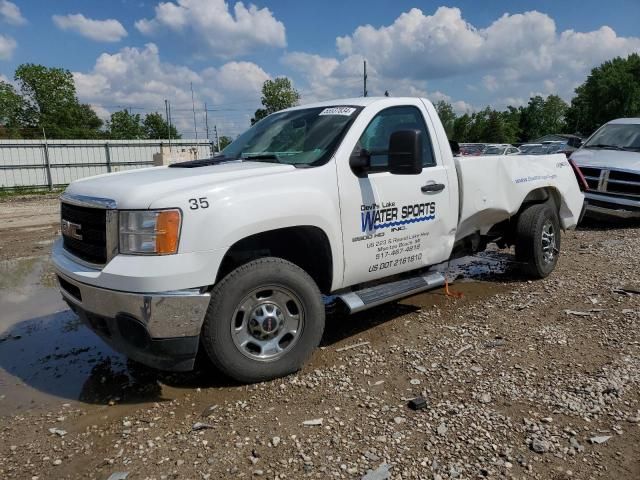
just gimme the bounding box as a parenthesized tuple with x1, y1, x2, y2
(0, 248, 513, 416)
(0, 256, 201, 416)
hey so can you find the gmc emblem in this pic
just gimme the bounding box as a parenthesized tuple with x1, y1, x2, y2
(61, 219, 83, 240)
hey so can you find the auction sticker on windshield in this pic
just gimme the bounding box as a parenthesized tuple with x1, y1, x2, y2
(319, 107, 356, 116)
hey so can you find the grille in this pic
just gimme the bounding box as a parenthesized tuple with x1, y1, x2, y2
(579, 166, 602, 190)
(606, 170, 640, 197)
(61, 202, 107, 264)
(577, 166, 640, 197)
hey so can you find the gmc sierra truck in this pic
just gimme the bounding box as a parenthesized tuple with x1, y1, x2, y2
(53, 97, 584, 383)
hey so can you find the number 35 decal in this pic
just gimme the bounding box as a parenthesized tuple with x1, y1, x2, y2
(189, 197, 209, 210)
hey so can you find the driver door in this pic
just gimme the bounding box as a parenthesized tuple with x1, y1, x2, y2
(336, 102, 454, 287)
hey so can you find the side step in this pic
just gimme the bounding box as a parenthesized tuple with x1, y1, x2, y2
(338, 271, 446, 313)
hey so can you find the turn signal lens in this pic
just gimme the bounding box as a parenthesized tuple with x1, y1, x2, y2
(155, 210, 181, 254)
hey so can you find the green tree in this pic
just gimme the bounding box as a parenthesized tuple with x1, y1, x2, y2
(434, 100, 456, 139)
(452, 113, 472, 142)
(467, 108, 491, 142)
(143, 112, 180, 139)
(541, 95, 568, 135)
(501, 105, 521, 143)
(0, 81, 29, 137)
(218, 135, 232, 150)
(14, 63, 103, 138)
(518, 95, 568, 141)
(108, 110, 145, 139)
(482, 110, 507, 143)
(565, 54, 640, 135)
(251, 77, 300, 125)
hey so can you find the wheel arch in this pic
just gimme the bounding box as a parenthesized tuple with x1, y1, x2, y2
(518, 185, 577, 230)
(215, 225, 334, 294)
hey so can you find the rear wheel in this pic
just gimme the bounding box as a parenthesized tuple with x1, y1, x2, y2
(201, 257, 325, 383)
(515, 203, 561, 278)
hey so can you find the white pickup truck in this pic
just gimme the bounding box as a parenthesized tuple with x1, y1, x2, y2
(53, 97, 584, 382)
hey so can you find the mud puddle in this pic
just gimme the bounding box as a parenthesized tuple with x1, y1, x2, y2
(0, 256, 208, 416)
(0, 248, 512, 416)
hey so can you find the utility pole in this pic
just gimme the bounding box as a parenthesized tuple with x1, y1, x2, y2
(214, 125, 220, 153)
(164, 99, 172, 151)
(190, 82, 198, 140)
(204, 103, 210, 140)
(363, 60, 368, 97)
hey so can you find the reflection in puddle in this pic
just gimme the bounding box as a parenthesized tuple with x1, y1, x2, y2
(0, 256, 168, 414)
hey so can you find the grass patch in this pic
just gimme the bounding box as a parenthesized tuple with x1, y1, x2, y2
(0, 186, 64, 199)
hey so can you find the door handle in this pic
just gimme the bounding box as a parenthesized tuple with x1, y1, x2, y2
(421, 183, 445, 193)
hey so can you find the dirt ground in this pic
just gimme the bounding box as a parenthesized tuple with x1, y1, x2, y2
(0, 195, 638, 480)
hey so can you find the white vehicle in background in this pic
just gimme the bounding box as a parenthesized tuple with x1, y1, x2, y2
(519, 143, 543, 154)
(53, 97, 584, 383)
(571, 118, 640, 219)
(483, 144, 521, 155)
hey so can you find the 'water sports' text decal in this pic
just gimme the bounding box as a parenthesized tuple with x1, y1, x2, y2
(360, 202, 436, 232)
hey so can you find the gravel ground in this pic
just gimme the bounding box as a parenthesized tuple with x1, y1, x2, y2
(0, 195, 639, 480)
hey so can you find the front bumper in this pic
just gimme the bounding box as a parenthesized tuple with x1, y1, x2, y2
(56, 271, 211, 371)
(584, 192, 640, 219)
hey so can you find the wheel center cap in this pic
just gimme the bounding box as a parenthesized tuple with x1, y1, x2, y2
(248, 302, 283, 339)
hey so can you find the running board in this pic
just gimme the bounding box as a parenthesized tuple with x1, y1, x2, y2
(338, 272, 446, 313)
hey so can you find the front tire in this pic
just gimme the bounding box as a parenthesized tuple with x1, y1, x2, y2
(201, 257, 325, 383)
(515, 203, 561, 278)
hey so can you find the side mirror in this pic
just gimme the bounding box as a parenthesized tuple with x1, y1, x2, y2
(349, 149, 370, 175)
(449, 140, 460, 156)
(388, 129, 423, 175)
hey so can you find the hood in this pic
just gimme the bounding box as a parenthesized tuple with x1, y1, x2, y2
(64, 161, 296, 209)
(571, 148, 640, 171)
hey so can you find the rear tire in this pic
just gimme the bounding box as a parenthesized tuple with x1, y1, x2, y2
(201, 257, 325, 383)
(515, 203, 561, 278)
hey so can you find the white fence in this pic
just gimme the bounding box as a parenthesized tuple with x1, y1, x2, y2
(0, 139, 215, 190)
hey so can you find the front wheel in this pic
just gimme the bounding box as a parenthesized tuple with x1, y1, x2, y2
(515, 203, 561, 278)
(201, 257, 325, 383)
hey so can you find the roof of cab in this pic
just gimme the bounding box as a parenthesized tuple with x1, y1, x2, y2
(282, 96, 429, 112)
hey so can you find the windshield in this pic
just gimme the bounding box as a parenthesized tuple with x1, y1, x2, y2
(584, 123, 640, 151)
(520, 144, 539, 153)
(221, 106, 362, 166)
(483, 146, 504, 155)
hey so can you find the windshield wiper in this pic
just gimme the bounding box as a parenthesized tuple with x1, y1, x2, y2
(169, 156, 240, 168)
(585, 144, 625, 151)
(242, 153, 281, 163)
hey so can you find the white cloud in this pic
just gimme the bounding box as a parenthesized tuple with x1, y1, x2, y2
(135, 0, 286, 58)
(73, 43, 270, 137)
(0, 33, 16, 60)
(52, 14, 127, 42)
(336, 7, 640, 88)
(0, 0, 26, 26)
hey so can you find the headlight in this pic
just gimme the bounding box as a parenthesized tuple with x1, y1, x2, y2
(119, 209, 181, 255)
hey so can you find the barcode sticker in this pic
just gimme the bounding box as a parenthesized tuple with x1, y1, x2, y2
(319, 107, 356, 116)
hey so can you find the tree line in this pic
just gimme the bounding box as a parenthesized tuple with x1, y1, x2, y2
(1, 54, 639, 142)
(0, 63, 180, 140)
(437, 53, 640, 143)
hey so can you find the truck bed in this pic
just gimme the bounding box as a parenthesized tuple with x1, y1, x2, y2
(454, 154, 584, 242)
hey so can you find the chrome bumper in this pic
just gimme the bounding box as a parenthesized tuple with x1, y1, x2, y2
(56, 271, 210, 338)
(584, 192, 640, 219)
(56, 272, 211, 371)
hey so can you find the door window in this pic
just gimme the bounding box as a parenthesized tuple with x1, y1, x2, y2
(355, 106, 436, 169)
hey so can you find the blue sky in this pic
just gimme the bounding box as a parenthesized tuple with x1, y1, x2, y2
(1, 0, 639, 137)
